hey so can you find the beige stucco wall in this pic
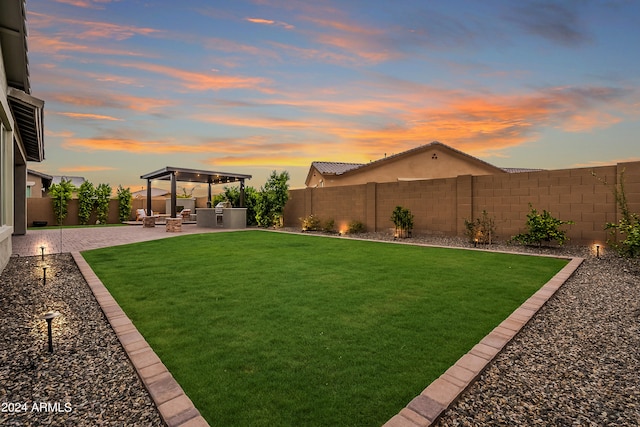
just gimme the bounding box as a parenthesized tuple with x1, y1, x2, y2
(27, 172, 46, 198)
(316, 145, 503, 187)
(1, 41, 14, 272)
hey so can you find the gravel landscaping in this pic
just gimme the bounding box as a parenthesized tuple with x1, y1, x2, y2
(1, 230, 639, 426)
(0, 253, 164, 427)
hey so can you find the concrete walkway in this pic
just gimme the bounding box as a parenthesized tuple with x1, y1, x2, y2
(11, 223, 233, 256)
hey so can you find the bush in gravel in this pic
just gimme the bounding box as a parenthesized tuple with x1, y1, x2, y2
(391, 206, 414, 238)
(347, 220, 365, 234)
(598, 169, 640, 257)
(511, 204, 574, 247)
(300, 214, 321, 231)
(465, 210, 497, 245)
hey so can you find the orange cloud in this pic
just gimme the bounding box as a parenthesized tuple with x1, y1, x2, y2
(246, 17, 295, 29)
(44, 92, 177, 113)
(115, 61, 270, 92)
(56, 112, 123, 121)
(29, 11, 161, 41)
(204, 155, 311, 167)
(58, 165, 116, 172)
(62, 137, 209, 154)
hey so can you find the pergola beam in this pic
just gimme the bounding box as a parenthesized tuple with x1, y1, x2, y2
(140, 166, 252, 217)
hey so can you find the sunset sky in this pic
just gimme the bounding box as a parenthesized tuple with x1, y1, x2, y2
(26, 0, 640, 192)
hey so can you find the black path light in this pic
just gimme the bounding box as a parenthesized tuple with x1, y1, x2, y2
(42, 265, 49, 285)
(40, 245, 45, 260)
(40, 311, 61, 353)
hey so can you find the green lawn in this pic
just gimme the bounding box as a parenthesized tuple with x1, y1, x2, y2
(82, 230, 568, 427)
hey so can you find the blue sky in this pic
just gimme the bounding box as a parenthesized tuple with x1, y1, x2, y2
(26, 0, 640, 192)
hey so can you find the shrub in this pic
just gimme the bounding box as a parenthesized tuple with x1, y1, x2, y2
(255, 171, 290, 227)
(390, 206, 414, 238)
(596, 168, 640, 257)
(95, 183, 112, 224)
(77, 181, 96, 225)
(300, 214, 321, 231)
(511, 204, 574, 246)
(464, 210, 496, 245)
(49, 179, 75, 225)
(117, 185, 133, 222)
(323, 219, 335, 233)
(347, 220, 364, 234)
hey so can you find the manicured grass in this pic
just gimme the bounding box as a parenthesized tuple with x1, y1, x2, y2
(82, 231, 568, 427)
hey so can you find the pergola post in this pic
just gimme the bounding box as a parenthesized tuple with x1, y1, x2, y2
(170, 172, 177, 218)
(240, 179, 246, 207)
(207, 178, 212, 208)
(146, 179, 152, 215)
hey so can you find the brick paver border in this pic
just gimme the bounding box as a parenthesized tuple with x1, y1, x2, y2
(382, 256, 584, 427)
(68, 230, 583, 427)
(72, 252, 210, 427)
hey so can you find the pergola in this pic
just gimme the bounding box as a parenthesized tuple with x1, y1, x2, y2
(140, 166, 252, 218)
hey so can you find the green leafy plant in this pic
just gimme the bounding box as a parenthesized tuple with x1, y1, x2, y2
(323, 219, 335, 233)
(255, 170, 290, 227)
(95, 183, 112, 224)
(347, 220, 365, 234)
(178, 186, 197, 199)
(213, 185, 259, 226)
(300, 214, 321, 231)
(49, 179, 75, 225)
(117, 185, 133, 223)
(464, 210, 497, 245)
(595, 169, 640, 257)
(511, 204, 574, 246)
(390, 206, 414, 238)
(77, 181, 96, 225)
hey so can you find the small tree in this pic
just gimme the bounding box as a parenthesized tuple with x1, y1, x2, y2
(95, 183, 112, 224)
(49, 179, 75, 225)
(511, 204, 574, 247)
(391, 206, 414, 238)
(77, 181, 96, 225)
(255, 171, 290, 227)
(464, 210, 496, 245)
(117, 185, 133, 223)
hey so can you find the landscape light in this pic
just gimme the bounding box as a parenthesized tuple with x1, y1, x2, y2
(40, 245, 45, 260)
(596, 244, 600, 259)
(40, 311, 61, 353)
(42, 265, 49, 285)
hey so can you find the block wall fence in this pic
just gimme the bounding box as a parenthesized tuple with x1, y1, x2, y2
(25, 197, 212, 226)
(283, 161, 640, 246)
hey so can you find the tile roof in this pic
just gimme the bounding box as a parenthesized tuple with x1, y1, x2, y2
(311, 161, 364, 175)
(501, 168, 544, 173)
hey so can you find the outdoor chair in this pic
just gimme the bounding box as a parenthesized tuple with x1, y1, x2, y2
(136, 209, 158, 221)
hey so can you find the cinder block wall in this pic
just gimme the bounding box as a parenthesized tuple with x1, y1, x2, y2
(283, 161, 640, 246)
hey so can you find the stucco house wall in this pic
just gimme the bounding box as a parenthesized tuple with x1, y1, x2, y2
(306, 142, 506, 188)
(0, 0, 46, 272)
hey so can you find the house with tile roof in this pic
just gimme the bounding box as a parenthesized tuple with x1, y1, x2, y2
(1, 0, 46, 271)
(305, 142, 539, 188)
